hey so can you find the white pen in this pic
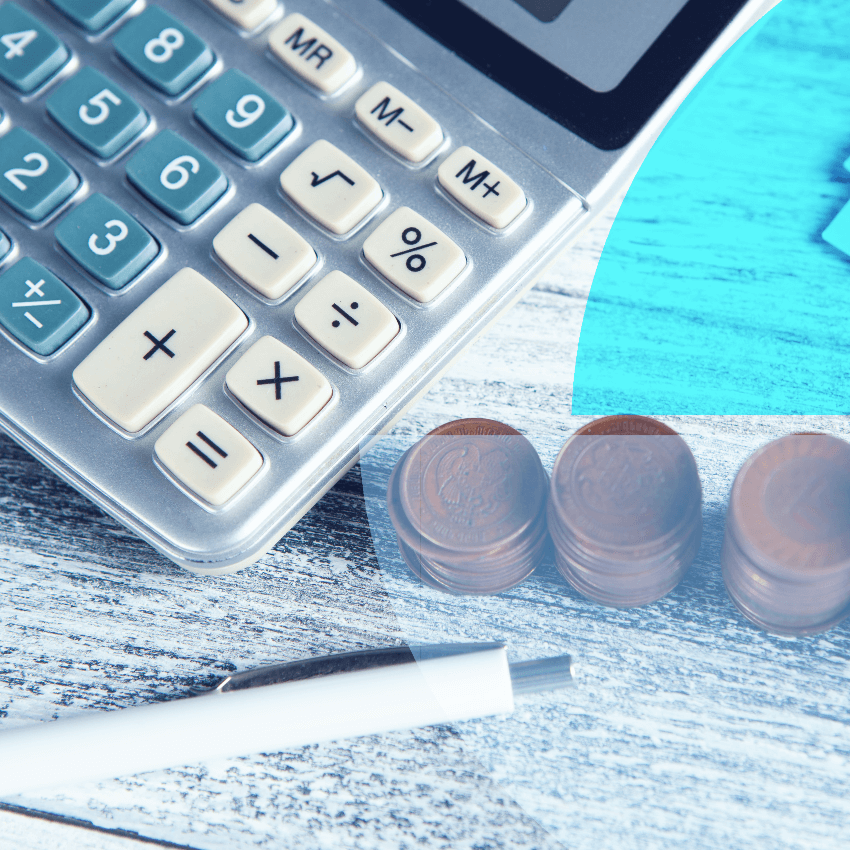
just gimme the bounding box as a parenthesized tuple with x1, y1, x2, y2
(0, 643, 573, 797)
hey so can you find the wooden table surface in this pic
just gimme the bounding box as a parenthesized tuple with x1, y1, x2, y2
(2, 183, 850, 850)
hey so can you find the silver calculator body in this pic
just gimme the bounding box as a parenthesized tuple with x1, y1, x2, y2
(0, 0, 769, 573)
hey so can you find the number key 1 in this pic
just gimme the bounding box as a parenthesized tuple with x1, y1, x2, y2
(47, 67, 147, 159)
(55, 194, 158, 290)
(0, 127, 79, 221)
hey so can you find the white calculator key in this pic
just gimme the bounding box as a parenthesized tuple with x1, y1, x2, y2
(73, 269, 248, 433)
(154, 404, 262, 506)
(268, 13, 356, 94)
(202, 0, 277, 30)
(438, 145, 526, 229)
(355, 82, 443, 163)
(280, 140, 382, 235)
(213, 203, 317, 301)
(226, 335, 332, 436)
(363, 207, 465, 303)
(294, 271, 399, 369)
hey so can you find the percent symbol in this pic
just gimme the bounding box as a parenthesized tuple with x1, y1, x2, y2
(390, 227, 437, 273)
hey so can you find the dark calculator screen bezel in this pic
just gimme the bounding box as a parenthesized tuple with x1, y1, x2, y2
(379, 0, 750, 150)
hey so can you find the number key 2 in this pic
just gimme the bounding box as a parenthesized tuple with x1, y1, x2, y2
(193, 69, 294, 162)
(47, 67, 148, 159)
(126, 129, 228, 225)
(55, 193, 158, 290)
(113, 6, 214, 96)
(0, 127, 79, 221)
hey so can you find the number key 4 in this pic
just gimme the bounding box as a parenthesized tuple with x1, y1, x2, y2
(56, 193, 158, 290)
(0, 127, 79, 221)
(126, 129, 228, 225)
(113, 6, 214, 97)
(193, 69, 294, 162)
(47, 67, 148, 159)
(0, 2, 68, 93)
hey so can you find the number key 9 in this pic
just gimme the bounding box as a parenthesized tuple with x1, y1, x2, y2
(113, 6, 214, 96)
(193, 69, 294, 162)
(47, 67, 147, 159)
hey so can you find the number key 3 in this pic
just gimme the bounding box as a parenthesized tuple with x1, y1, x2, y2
(47, 67, 148, 159)
(0, 128, 79, 221)
(55, 194, 158, 290)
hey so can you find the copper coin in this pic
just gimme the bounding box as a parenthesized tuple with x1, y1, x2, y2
(721, 434, 850, 635)
(550, 425, 701, 551)
(398, 421, 547, 554)
(548, 416, 702, 607)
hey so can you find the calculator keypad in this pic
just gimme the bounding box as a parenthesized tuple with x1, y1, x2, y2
(126, 130, 228, 225)
(154, 403, 262, 505)
(113, 7, 214, 97)
(55, 193, 158, 290)
(47, 0, 134, 33)
(202, 0, 277, 32)
(0, 230, 10, 261)
(0, 127, 79, 221)
(0, 2, 68, 92)
(438, 145, 526, 229)
(72, 269, 248, 433)
(226, 335, 332, 436)
(214, 203, 316, 301)
(193, 69, 294, 162)
(294, 271, 399, 369)
(268, 13, 356, 95)
(280, 139, 381, 235)
(0, 258, 89, 355)
(355, 82, 443, 164)
(46, 67, 147, 159)
(363, 207, 465, 303)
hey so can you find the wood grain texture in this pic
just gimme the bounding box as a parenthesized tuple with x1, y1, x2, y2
(3, 186, 850, 850)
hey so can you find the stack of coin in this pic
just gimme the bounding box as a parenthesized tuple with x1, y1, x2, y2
(548, 415, 702, 607)
(722, 433, 850, 636)
(387, 418, 549, 594)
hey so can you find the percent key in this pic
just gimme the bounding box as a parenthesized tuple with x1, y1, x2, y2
(363, 207, 466, 303)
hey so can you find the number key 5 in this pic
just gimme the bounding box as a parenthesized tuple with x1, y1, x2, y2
(0, 127, 79, 221)
(113, 6, 214, 97)
(47, 67, 148, 159)
(56, 193, 158, 290)
(126, 129, 228, 225)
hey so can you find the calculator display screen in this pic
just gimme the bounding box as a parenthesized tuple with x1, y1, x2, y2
(379, 0, 749, 150)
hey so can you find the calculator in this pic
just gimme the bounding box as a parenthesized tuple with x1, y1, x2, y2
(0, 0, 769, 574)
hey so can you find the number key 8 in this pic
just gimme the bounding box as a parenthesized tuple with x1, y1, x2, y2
(113, 6, 214, 97)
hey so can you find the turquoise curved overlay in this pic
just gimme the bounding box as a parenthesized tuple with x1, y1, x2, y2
(572, 0, 850, 415)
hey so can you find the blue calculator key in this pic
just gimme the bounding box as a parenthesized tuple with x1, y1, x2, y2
(193, 69, 294, 162)
(113, 7, 214, 96)
(0, 229, 10, 261)
(47, 67, 147, 159)
(0, 3, 68, 92)
(56, 193, 158, 290)
(0, 128, 79, 221)
(126, 130, 228, 225)
(0, 258, 88, 355)
(46, 0, 134, 33)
